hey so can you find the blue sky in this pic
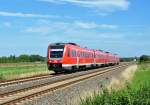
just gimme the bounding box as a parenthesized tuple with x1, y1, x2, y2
(0, 0, 149, 57)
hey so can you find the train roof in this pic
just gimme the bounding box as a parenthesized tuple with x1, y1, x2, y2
(49, 42, 119, 56)
(50, 42, 78, 46)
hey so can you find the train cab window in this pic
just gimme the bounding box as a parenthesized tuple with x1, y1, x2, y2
(50, 45, 64, 58)
(50, 50, 63, 58)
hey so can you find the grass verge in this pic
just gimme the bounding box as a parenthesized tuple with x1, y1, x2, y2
(80, 63, 150, 105)
(0, 63, 51, 80)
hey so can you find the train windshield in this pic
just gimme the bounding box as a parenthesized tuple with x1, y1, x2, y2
(50, 45, 64, 58)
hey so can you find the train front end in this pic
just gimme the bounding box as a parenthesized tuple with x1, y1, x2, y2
(47, 43, 65, 72)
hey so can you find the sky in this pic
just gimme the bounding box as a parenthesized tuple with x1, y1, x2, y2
(0, 0, 149, 57)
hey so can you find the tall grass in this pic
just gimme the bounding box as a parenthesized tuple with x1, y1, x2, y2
(80, 64, 150, 105)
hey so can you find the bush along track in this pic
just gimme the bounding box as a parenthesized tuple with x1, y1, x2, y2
(80, 64, 150, 105)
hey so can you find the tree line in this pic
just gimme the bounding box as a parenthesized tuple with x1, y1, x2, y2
(0, 54, 45, 63)
(0, 54, 149, 63)
(120, 57, 137, 62)
(139, 55, 150, 63)
(120, 55, 150, 62)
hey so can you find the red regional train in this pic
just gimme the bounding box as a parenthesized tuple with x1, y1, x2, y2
(47, 43, 119, 73)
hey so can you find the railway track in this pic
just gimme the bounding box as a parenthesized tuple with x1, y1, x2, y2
(0, 65, 124, 96)
(0, 63, 131, 105)
(0, 64, 123, 87)
(0, 73, 57, 87)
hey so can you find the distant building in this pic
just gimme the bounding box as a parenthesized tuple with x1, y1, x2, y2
(134, 59, 137, 62)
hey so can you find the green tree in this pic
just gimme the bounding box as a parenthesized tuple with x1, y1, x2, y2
(140, 55, 150, 62)
(1, 56, 8, 63)
(0, 54, 45, 63)
(9, 55, 16, 63)
(30, 55, 44, 62)
(18, 54, 30, 62)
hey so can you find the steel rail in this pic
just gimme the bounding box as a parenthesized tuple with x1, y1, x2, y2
(0, 74, 54, 87)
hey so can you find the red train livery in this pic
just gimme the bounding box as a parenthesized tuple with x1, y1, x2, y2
(47, 43, 119, 73)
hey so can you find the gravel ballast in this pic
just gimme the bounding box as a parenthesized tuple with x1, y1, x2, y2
(22, 65, 134, 105)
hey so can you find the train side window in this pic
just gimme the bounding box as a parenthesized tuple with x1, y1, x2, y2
(71, 50, 74, 57)
(72, 50, 74, 57)
(74, 50, 76, 57)
(80, 51, 83, 58)
(73, 50, 75, 57)
(68, 48, 70, 57)
(82, 52, 84, 58)
(78, 51, 80, 57)
(71, 50, 76, 57)
(79, 52, 81, 57)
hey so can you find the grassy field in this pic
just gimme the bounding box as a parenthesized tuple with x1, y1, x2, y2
(0, 62, 51, 80)
(80, 63, 150, 105)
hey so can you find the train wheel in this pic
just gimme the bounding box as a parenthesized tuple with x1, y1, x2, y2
(72, 66, 77, 72)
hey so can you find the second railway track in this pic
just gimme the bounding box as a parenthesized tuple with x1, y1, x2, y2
(0, 63, 131, 105)
(0, 73, 56, 87)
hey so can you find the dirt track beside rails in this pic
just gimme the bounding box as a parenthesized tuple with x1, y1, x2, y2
(107, 65, 137, 90)
(22, 64, 135, 105)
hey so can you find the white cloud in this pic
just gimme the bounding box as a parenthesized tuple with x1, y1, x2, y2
(24, 20, 118, 34)
(24, 21, 69, 34)
(74, 21, 98, 29)
(63, 29, 123, 40)
(99, 24, 118, 29)
(97, 33, 123, 39)
(74, 21, 118, 29)
(0, 11, 58, 18)
(23, 20, 120, 40)
(25, 26, 50, 34)
(39, 0, 130, 12)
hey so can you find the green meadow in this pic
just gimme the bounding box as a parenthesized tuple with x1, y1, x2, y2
(0, 63, 50, 80)
(80, 63, 150, 105)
